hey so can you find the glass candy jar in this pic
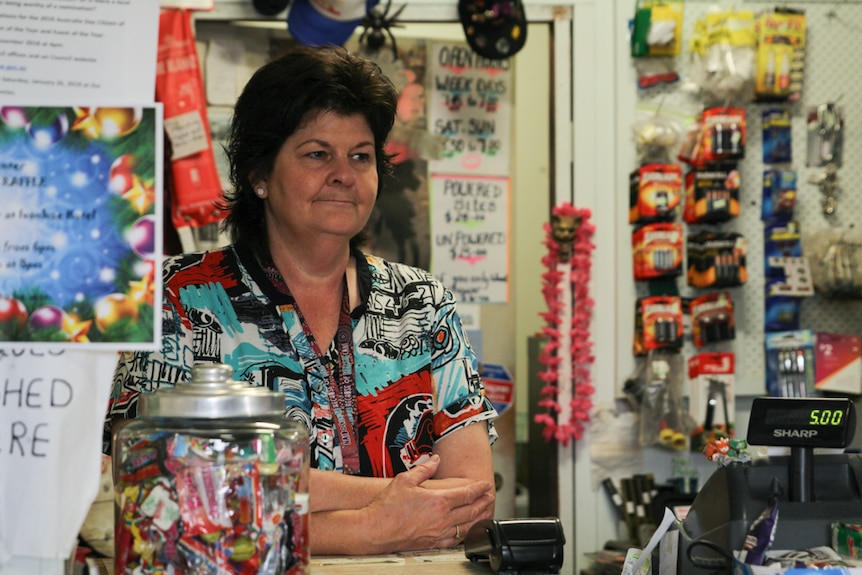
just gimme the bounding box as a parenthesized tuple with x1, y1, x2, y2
(112, 363, 309, 574)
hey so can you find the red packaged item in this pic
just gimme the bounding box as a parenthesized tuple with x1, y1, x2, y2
(629, 163, 682, 224)
(156, 9, 224, 231)
(225, 462, 263, 531)
(687, 230, 748, 288)
(176, 465, 231, 536)
(701, 107, 746, 163)
(688, 352, 736, 450)
(634, 296, 684, 354)
(683, 167, 741, 224)
(632, 222, 684, 281)
(690, 291, 735, 347)
(117, 445, 163, 484)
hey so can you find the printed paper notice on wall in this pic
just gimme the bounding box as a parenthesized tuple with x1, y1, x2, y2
(0, 348, 117, 563)
(0, 0, 159, 102)
(428, 42, 512, 176)
(430, 174, 510, 304)
(0, 105, 163, 349)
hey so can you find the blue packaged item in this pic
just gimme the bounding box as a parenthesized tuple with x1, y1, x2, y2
(762, 170, 796, 221)
(762, 108, 792, 164)
(764, 220, 801, 276)
(764, 278, 801, 333)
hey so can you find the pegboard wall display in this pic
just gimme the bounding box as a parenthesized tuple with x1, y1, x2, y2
(630, 3, 862, 397)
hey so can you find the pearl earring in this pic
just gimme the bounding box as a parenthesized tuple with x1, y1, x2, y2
(255, 188, 266, 198)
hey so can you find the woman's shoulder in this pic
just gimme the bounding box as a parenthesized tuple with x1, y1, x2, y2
(163, 245, 242, 283)
(359, 252, 456, 311)
(362, 252, 439, 286)
(164, 244, 235, 263)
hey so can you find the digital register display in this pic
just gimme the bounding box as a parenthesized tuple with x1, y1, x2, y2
(747, 396, 856, 448)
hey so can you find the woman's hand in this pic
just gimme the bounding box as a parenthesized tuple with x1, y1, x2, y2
(362, 454, 495, 552)
(310, 422, 497, 555)
(310, 454, 494, 555)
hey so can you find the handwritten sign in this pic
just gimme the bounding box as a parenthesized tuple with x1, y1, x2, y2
(0, 348, 116, 562)
(0, 0, 159, 101)
(0, 105, 162, 349)
(164, 109, 210, 160)
(428, 42, 512, 176)
(431, 174, 510, 303)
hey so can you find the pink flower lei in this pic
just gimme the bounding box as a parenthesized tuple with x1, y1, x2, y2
(534, 203, 596, 446)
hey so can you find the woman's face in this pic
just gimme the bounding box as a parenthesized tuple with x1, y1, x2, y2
(261, 111, 378, 246)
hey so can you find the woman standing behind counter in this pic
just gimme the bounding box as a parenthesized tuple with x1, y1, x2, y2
(106, 45, 497, 555)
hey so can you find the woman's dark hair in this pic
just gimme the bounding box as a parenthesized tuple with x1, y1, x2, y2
(218, 45, 398, 261)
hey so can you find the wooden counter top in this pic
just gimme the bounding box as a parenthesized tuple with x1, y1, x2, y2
(93, 548, 491, 574)
(311, 548, 491, 574)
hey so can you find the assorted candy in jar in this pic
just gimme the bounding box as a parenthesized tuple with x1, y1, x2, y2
(112, 362, 309, 574)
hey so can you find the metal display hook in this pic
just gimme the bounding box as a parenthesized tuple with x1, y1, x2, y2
(809, 161, 840, 216)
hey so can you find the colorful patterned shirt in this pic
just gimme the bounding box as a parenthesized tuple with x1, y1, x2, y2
(106, 244, 497, 477)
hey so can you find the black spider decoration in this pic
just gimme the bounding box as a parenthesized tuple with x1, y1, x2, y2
(359, 0, 406, 55)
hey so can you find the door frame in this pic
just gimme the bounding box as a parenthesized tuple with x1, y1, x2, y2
(197, 2, 619, 571)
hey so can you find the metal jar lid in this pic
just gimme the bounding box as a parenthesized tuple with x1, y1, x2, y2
(140, 363, 285, 419)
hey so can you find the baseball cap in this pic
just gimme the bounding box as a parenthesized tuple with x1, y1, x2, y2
(458, 0, 528, 60)
(287, 0, 379, 47)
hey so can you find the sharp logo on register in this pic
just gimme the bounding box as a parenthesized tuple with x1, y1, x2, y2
(774, 429, 817, 439)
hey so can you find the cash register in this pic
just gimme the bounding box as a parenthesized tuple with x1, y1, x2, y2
(676, 396, 861, 574)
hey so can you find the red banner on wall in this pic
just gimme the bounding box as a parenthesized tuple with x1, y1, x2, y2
(156, 9, 224, 230)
